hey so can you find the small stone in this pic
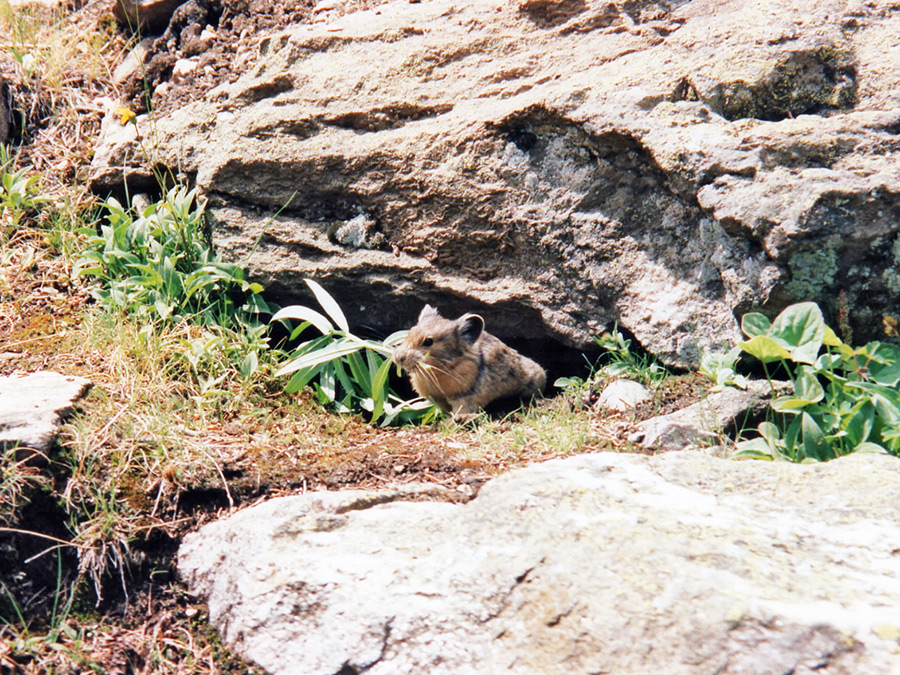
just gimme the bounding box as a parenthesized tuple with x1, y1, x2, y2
(328, 214, 385, 250)
(0, 372, 92, 451)
(171, 58, 200, 84)
(594, 378, 651, 412)
(635, 380, 788, 452)
(112, 37, 153, 85)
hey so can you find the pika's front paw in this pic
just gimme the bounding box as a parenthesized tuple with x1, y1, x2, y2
(451, 411, 479, 425)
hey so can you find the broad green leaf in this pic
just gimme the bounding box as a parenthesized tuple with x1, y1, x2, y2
(800, 412, 830, 461)
(770, 302, 825, 350)
(243, 293, 271, 315)
(290, 334, 333, 354)
(822, 325, 844, 348)
(345, 350, 371, 395)
(815, 353, 844, 372)
(864, 342, 900, 387)
(732, 438, 776, 460)
(305, 278, 350, 333)
(366, 348, 379, 377)
(380, 397, 440, 427)
(383, 330, 409, 348)
(700, 347, 741, 378)
(846, 381, 900, 425)
(284, 363, 323, 393)
(811, 404, 840, 434)
(319, 366, 337, 403)
(757, 421, 782, 446)
(794, 365, 825, 403)
(770, 396, 807, 412)
(73, 263, 104, 278)
(332, 358, 357, 398)
(274, 339, 364, 377)
(854, 441, 888, 454)
(272, 305, 335, 335)
(370, 356, 393, 422)
(741, 312, 771, 338)
(343, 333, 394, 357)
(791, 340, 822, 366)
(311, 382, 330, 405)
(784, 415, 803, 459)
(739, 335, 792, 363)
(289, 322, 313, 341)
(845, 402, 875, 448)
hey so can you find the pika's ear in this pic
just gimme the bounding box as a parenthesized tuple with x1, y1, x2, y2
(457, 313, 484, 344)
(418, 304, 440, 322)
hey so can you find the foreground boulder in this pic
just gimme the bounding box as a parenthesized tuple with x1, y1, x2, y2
(93, 0, 900, 366)
(178, 451, 900, 674)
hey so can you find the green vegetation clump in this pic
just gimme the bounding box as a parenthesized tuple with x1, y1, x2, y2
(73, 187, 274, 384)
(0, 148, 47, 242)
(719, 302, 900, 462)
(74, 187, 270, 328)
(271, 279, 439, 426)
(554, 327, 670, 393)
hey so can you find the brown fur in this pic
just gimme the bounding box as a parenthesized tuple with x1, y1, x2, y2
(392, 305, 546, 418)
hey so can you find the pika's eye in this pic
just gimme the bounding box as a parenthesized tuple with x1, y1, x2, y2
(422, 337, 434, 347)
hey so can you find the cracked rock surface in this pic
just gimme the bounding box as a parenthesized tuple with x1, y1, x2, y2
(178, 451, 900, 674)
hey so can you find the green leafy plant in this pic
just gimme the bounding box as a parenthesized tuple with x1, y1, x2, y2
(75, 187, 270, 327)
(272, 279, 439, 426)
(554, 327, 669, 391)
(0, 147, 47, 242)
(594, 329, 669, 384)
(732, 301, 900, 461)
(699, 347, 749, 391)
(73, 187, 276, 383)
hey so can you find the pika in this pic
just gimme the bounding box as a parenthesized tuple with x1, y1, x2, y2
(392, 305, 546, 418)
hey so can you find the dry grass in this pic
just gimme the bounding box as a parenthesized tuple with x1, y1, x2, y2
(0, 596, 265, 675)
(0, 0, 129, 189)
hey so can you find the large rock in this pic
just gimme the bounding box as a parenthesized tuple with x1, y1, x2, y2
(0, 371, 92, 451)
(92, 0, 900, 366)
(178, 451, 900, 675)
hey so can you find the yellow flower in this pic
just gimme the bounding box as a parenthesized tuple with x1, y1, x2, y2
(115, 106, 136, 125)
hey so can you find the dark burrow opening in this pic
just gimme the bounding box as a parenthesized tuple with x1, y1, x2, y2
(0, 486, 80, 627)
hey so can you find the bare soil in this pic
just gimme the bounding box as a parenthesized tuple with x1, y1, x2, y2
(120, 0, 388, 115)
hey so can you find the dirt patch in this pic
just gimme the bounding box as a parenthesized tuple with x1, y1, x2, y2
(633, 372, 713, 419)
(0, 244, 90, 374)
(118, 0, 389, 115)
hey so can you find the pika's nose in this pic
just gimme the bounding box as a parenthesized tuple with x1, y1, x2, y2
(392, 345, 407, 367)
